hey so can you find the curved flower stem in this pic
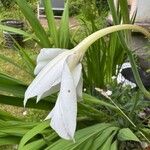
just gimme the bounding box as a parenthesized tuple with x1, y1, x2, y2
(74, 24, 150, 142)
(74, 24, 150, 99)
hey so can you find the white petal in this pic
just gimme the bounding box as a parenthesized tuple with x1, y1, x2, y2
(71, 63, 83, 101)
(76, 75, 83, 101)
(24, 51, 70, 106)
(46, 62, 77, 140)
(36, 83, 60, 103)
(34, 48, 67, 75)
(72, 63, 82, 87)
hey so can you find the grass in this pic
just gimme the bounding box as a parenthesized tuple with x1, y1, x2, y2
(0, 33, 50, 148)
(0, 45, 48, 149)
(0, 31, 47, 118)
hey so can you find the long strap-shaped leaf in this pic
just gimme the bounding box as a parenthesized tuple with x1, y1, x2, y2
(0, 136, 20, 146)
(58, 0, 70, 48)
(119, 0, 130, 23)
(45, 123, 113, 150)
(0, 73, 27, 97)
(43, 0, 58, 47)
(0, 54, 33, 76)
(0, 73, 55, 110)
(18, 120, 50, 150)
(0, 109, 19, 121)
(107, 0, 150, 99)
(14, 40, 35, 75)
(0, 95, 55, 110)
(0, 24, 36, 40)
(0, 72, 26, 85)
(15, 0, 51, 47)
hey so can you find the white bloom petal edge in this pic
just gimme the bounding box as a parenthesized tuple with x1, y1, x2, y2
(34, 48, 67, 75)
(24, 51, 71, 106)
(71, 63, 83, 101)
(46, 62, 77, 140)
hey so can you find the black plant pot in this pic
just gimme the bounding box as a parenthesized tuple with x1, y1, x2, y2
(1, 19, 24, 49)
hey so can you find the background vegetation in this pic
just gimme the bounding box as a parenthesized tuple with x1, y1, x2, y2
(0, 0, 150, 149)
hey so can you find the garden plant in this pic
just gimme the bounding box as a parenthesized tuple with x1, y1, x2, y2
(0, 0, 150, 149)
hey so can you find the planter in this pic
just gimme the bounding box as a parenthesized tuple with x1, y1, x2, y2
(1, 19, 24, 49)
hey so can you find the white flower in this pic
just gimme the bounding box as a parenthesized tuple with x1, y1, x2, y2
(24, 48, 83, 140)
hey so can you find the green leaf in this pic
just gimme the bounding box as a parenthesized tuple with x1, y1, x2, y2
(18, 120, 50, 150)
(43, 0, 58, 47)
(0, 109, 19, 121)
(78, 137, 95, 150)
(119, 0, 130, 23)
(0, 128, 29, 137)
(117, 128, 140, 142)
(0, 54, 33, 76)
(0, 72, 26, 85)
(0, 120, 39, 146)
(0, 120, 38, 130)
(0, 136, 20, 146)
(141, 128, 150, 140)
(110, 140, 118, 150)
(21, 139, 46, 150)
(107, 0, 119, 24)
(14, 41, 35, 75)
(0, 95, 55, 110)
(0, 24, 36, 40)
(92, 127, 119, 149)
(15, 0, 51, 47)
(83, 93, 117, 110)
(58, 0, 70, 48)
(46, 123, 112, 150)
(78, 102, 111, 121)
(101, 131, 118, 150)
(0, 73, 27, 97)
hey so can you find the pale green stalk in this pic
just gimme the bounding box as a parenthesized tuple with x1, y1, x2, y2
(73, 24, 150, 98)
(74, 24, 150, 55)
(72, 24, 150, 142)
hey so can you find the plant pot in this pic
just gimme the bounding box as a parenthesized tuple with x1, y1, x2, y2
(1, 19, 24, 49)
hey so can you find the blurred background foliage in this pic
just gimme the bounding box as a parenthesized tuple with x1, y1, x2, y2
(0, 0, 150, 149)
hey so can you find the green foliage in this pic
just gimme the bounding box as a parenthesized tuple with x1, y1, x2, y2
(0, 0, 15, 8)
(0, 0, 150, 149)
(118, 128, 140, 142)
(18, 121, 54, 150)
(0, 0, 73, 49)
(44, 123, 140, 150)
(75, 0, 127, 92)
(15, 0, 51, 48)
(107, 0, 150, 99)
(69, 0, 82, 16)
(69, 0, 108, 16)
(0, 119, 39, 146)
